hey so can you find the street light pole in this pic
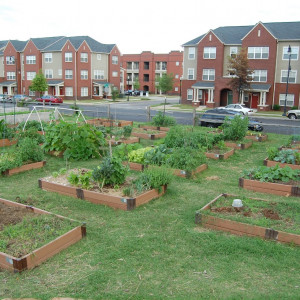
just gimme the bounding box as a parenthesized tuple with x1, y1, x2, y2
(127, 76, 129, 102)
(283, 45, 292, 116)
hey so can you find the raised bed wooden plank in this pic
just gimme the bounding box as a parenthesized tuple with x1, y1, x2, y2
(225, 140, 253, 150)
(245, 134, 268, 142)
(0, 197, 86, 272)
(263, 158, 300, 170)
(205, 148, 235, 160)
(138, 125, 170, 132)
(0, 139, 17, 147)
(3, 161, 46, 176)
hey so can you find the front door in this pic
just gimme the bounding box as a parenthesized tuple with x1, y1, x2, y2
(227, 91, 233, 105)
(252, 93, 259, 108)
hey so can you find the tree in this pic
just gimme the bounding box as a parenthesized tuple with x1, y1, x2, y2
(29, 69, 48, 97)
(133, 78, 140, 91)
(227, 48, 253, 103)
(111, 87, 119, 101)
(157, 73, 174, 94)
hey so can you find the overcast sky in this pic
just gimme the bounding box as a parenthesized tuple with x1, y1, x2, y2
(1, 0, 300, 54)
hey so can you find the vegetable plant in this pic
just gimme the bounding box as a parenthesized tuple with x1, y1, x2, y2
(152, 111, 176, 127)
(128, 147, 153, 164)
(222, 115, 248, 141)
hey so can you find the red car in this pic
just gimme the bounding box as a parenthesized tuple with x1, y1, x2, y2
(36, 95, 63, 104)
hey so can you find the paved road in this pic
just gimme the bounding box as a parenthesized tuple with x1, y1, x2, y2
(1, 98, 300, 135)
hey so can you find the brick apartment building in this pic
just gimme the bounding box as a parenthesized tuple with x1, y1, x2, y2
(121, 51, 183, 95)
(0, 36, 122, 100)
(181, 21, 300, 111)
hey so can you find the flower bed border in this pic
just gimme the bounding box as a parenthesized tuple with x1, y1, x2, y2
(205, 148, 235, 160)
(225, 140, 253, 150)
(195, 193, 300, 246)
(131, 130, 167, 140)
(239, 177, 300, 197)
(38, 179, 167, 211)
(123, 161, 207, 178)
(263, 158, 300, 170)
(86, 118, 133, 127)
(0, 139, 17, 147)
(245, 134, 268, 142)
(138, 125, 170, 132)
(0, 197, 86, 273)
(2, 161, 46, 176)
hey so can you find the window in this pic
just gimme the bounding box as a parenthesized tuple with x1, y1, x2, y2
(112, 55, 118, 64)
(81, 70, 88, 79)
(6, 56, 15, 65)
(279, 94, 294, 107)
(198, 90, 203, 100)
(252, 70, 267, 82)
(97, 54, 102, 60)
(26, 55, 36, 64)
(81, 53, 88, 62)
(29, 90, 35, 97)
(281, 70, 297, 83)
(144, 61, 150, 70)
(175, 87, 179, 92)
(94, 70, 104, 79)
(133, 62, 139, 69)
(44, 53, 52, 63)
(45, 69, 53, 79)
(187, 89, 193, 100)
(7, 72, 15, 80)
(203, 47, 216, 59)
(230, 47, 238, 58)
(202, 69, 215, 81)
(65, 69, 73, 79)
(188, 68, 194, 80)
(248, 47, 269, 59)
(65, 52, 72, 62)
(27, 72, 36, 80)
(81, 87, 88, 97)
(176, 61, 180, 66)
(162, 62, 167, 70)
(175, 74, 179, 79)
(143, 74, 149, 82)
(65, 87, 73, 97)
(188, 47, 195, 60)
(283, 46, 299, 60)
(112, 71, 118, 77)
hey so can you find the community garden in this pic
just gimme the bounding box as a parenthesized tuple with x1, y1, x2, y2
(0, 112, 300, 299)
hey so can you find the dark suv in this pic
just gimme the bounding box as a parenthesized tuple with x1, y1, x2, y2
(199, 109, 263, 131)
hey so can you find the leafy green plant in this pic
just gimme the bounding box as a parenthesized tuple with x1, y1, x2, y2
(243, 165, 300, 182)
(17, 120, 47, 131)
(267, 147, 279, 161)
(92, 156, 128, 189)
(222, 115, 249, 141)
(0, 152, 23, 173)
(144, 144, 172, 166)
(128, 147, 153, 164)
(67, 171, 80, 186)
(16, 128, 45, 145)
(17, 137, 44, 163)
(274, 149, 300, 165)
(0, 120, 15, 139)
(113, 143, 142, 161)
(78, 170, 93, 190)
(152, 111, 176, 126)
(123, 126, 133, 138)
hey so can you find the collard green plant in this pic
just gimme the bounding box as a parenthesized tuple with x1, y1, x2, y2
(144, 144, 172, 166)
(274, 149, 300, 165)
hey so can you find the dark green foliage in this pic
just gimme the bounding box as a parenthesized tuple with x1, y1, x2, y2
(123, 126, 133, 138)
(144, 144, 173, 166)
(17, 137, 44, 163)
(17, 120, 47, 131)
(272, 104, 281, 111)
(267, 147, 279, 161)
(222, 115, 249, 141)
(113, 143, 142, 161)
(92, 156, 128, 188)
(0, 120, 15, 139)
(16, 128, 45, 145)
(42, 121, 107, 160)
(243, 165, 300, 182)
(274, 149, 300, 165)
(67, 169, 93, 189)
(152, 111, 176, 126)
(166, 147, 207, 177)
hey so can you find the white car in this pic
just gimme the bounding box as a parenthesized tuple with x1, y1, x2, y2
(218, 104, 254, 115)
(287, 110, 300, 119)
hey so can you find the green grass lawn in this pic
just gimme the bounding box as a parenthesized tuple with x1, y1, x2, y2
(0, 126, 299, 299)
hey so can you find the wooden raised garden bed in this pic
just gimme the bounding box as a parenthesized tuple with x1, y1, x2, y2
(239, 177, 300, 197)
(138, 125, 170, 132)
(87, 118, 133, 127)
(195, 193, 300, 246)
(131, 129, 167, 140)
(225, 140, 253, 150)
(263, 158, 300, 170)
(245, 134, 268, 142)
(205, 148, 235, 160)
(108, 136, 140, 146)
(0, 139, 17, 147)
(123, 162, 207, 178)
(0, 197, 86, 272)
(38, 178, 167, 211)
(2, 161, 46, 176)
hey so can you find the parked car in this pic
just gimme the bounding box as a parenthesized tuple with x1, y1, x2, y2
(287, 109, 300, 119)
(199, 109, 263, 131)
(124, 90, 133, 96)
(0, 94, 11, 103)
(217, 104, 254, 115)
(36, 95, 63, 104)
(12, 94, 32, 103)
(133, 90, 147, 96)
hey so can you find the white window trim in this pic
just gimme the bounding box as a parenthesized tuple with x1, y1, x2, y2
(112, 55, 118, 65)
(203, 47, 216, 59)
(81, 70, 88, 80)
(94, 70, 105, 80)
(26, 55, 36, 64)
(45, 69, 53, 79)
(44, 53, 53, 63)
(280, 70, 297, 83)
(252, 70, 267, 82)
(188, 68, 194, 80)
(188, 47, 195, 60)
(7, 72, 16, 80)
(248, 47, 269, 59)
(279, 94, 294, 107)
(187, 89, 193, 101)
(65, 52, 73, 62)
(282, 46, 299, 61)
(65, 69, 73, 79)
(202, 69, 215, 81)
(80, 53, 88, 63)
(81, 87, 88, 97)
(65, 87, 73, 97)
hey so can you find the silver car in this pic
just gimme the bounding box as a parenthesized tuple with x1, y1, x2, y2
(287, 109, 300, 119)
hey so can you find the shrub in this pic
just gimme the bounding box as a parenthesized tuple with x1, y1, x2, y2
(152, 111, 176, 127)
(272, 104, 281, 111)
(17, 137, 44, 163)
(92, 156, 128, 188)
(222, 115, 248, 141)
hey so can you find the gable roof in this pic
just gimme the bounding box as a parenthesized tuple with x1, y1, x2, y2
(183, 21, 300, 47)
(10, 40, 28, 51)
(30, 36, 65, 50)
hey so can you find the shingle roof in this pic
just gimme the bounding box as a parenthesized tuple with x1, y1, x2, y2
(30, 36, 65, 50)
(10, 40, 27, 51)
(192, 82, 215, 88)
(0, 40, 8, 50)
(183, 21, 300, 47)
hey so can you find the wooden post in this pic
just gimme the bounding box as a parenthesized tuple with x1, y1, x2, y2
(147, 106, 151, 122)
(107, 104, 111, 119)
